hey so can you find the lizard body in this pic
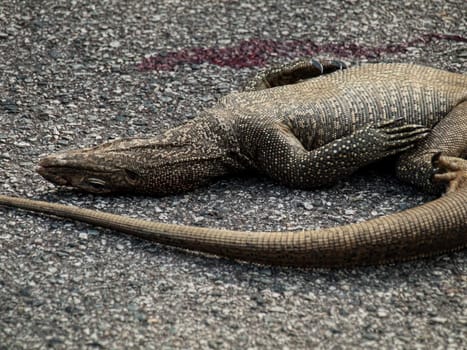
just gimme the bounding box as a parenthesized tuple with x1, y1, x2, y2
(1, 60, 466, 267)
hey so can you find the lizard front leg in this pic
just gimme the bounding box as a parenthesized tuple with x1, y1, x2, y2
(396, 101, 467, 194)
(243, 58, 347, 92)
(242, 119, 429, 189)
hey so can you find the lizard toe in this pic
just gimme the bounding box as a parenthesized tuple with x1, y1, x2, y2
(432, 154, 467, 193)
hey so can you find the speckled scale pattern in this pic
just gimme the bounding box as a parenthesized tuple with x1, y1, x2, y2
(34, 62, 466, 195)
(396, 100, 467, 192)
(218, 63, 466, 192)
(3, 62, 466, 267)
(83, 115, 243, 195)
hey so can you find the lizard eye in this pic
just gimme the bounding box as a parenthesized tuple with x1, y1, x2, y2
(85, 178, 108, 191)
(125, 169, 140, 183)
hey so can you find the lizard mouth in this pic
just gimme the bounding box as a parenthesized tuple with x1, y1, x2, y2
(36, 164, 71, 186)
(36, 153, 118, 194)
(36, 154, 85, 187)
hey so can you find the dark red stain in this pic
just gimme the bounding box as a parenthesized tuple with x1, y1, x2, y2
(138, 33, 466, 71)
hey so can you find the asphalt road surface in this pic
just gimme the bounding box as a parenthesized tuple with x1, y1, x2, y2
(0, 1, 466, 349)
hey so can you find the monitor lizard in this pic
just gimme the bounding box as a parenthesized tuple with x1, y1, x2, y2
(1, 59, 466, 267)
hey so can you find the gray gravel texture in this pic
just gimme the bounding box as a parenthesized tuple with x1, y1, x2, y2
(0, 0, 466, 349)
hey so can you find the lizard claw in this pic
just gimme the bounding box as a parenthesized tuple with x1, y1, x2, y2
(432, 153, 467, 194)
(330, 60, 347, 70)
(310, 58, 324, 74)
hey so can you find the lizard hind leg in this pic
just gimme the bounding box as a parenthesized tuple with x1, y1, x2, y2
(432, 154, 467, 194)
(396, 101, 467, 194)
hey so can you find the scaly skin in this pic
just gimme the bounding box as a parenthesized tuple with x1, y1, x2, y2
(0, 157, 466, 267)
(0, 60, 466, 267)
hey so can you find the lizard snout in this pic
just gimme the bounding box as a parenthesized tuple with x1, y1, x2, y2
(36, 150, 125, 193)
(38, 152, 72, 168)
(36, 153, 76, 186)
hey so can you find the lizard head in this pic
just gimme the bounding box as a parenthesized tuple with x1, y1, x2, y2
(36, 120, 232, 195)
(37, 142, 142, 195)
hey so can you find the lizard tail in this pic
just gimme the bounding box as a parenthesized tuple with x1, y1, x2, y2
(0, 192, 466, 267)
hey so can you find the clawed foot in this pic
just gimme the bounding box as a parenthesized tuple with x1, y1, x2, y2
(373, 117, 430, 154)
(432, 153, 467, 194)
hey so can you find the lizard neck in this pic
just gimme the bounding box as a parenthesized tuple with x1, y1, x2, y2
(110, 111, 248, 194)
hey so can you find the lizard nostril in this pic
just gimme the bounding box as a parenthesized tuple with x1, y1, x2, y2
(36, 165, 46, 176)
(38, 153, 70, 168)
(38, 155, 57, 167)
